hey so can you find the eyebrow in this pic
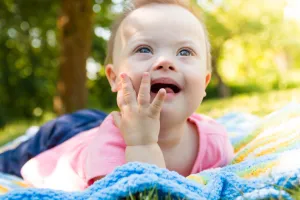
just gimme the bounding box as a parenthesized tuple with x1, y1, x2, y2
(176, 39, 198, 48)
(127, 35, 156, 46)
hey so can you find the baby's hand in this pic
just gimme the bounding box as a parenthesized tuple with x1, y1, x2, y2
(112, 72, 166, 146)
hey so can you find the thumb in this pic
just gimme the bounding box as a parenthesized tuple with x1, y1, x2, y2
(111, 111, 121, 128)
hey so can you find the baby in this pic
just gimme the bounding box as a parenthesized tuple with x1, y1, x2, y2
(20, 0, 234, 191)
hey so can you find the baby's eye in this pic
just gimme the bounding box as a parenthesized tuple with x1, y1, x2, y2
(135, 47, 152, 54)
(177, 49, 193, 56)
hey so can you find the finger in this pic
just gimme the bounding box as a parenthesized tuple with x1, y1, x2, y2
(117, 89, 125, 110)
(149, 88, 166, 116)
(111, 111, 121, 128)
(137, 72, 150, 107)
(120, 73, 137, 106)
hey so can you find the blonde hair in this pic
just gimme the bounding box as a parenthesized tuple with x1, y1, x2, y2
(105, 0, 212, 72)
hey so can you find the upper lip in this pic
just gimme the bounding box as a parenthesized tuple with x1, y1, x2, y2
(151, 77, 182, 90)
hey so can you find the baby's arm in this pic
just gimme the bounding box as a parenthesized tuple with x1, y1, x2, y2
(91, 143, 165, 183)
(92, 73, 166, 183)
(124, 144, 165, 167)
(113, 72, 166, 168)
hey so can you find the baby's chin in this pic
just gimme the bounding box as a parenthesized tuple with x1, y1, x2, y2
(159, 99, 198, 127)
(159, 103, 185, 121)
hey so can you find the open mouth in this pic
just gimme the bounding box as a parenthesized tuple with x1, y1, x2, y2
(151, 83, 181, 94)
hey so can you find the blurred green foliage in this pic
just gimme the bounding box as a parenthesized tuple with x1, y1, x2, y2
(202, 0, 300, 97)
(0, 0, 59, 125)
(0, 0, 300, 127)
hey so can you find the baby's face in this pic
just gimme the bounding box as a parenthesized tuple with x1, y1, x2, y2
(107, 3, 211, 125)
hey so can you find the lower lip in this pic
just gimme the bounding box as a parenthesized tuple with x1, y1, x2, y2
(151, 92, 178, 101)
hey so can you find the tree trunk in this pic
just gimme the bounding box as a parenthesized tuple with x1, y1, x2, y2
(211, 48, 231, 98)
(54, 0, 93, 115)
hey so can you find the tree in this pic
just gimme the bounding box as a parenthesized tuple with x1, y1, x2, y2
(54, 0, 94, 115)
(0, 0, 114, 125)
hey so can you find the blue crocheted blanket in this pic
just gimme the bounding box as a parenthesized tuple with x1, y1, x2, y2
(1, 103, 300, 200)
(1, 160, 299, 200)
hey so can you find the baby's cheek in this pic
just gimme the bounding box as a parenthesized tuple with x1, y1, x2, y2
(189, 76, 206, 101)
(127, 73, 143, 95)
(189, 72, 206, 88)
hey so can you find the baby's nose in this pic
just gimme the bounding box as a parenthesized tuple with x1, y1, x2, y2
(152, 57, 177, 72)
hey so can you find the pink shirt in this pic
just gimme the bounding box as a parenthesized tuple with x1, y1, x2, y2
(21, 113, 234, 191)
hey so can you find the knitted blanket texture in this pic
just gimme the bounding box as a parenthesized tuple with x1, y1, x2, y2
(1, 103, 300, 199)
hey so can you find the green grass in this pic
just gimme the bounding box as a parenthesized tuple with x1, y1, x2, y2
(1, 87, 300, 199)
(0, 112, 56, 147)
(198, 87, 300, 118)
(121, 188, 181, 200)
(291, 188, 300, 200)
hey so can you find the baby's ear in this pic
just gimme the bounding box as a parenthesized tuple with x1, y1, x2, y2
(204, 72, 211, 97)
(105, 64, 118, 92)
(205, 72, 211, 87)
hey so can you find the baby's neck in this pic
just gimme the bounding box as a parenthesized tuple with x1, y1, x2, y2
(158, 118, 199, 176)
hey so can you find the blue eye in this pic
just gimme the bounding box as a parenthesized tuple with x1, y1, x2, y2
(136, 47, 152, 54)
(177, 49, 193, 56)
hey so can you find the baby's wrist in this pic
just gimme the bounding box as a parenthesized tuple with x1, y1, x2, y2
(124, 134, 158, 146)
(125, 143, 166, 168)
(126, 143, 158, 148)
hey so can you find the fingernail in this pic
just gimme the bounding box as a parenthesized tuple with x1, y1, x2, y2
(160, 88, 166, 95)
(143, 72, 149, 77)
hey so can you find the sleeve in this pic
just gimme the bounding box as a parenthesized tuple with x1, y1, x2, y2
(20, 129, 96, 191)
(84, 114, 126, 185)
(201, 122, 234, 170)
(20, 114, 126, 191)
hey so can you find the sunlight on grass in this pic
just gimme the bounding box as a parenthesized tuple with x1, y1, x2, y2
(292, 188, 300, 200)
(198, 87, 300, 118)
(0, 121, 32, 147)
(0, 112, 56, 146)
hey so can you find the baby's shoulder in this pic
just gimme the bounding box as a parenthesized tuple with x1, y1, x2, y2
(99, 113, 114, 125)
(92, 113, 123, 139)
(189, 113, 227, 137)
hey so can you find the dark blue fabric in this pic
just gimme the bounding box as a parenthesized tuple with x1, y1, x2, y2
(0, 109, 107, 177)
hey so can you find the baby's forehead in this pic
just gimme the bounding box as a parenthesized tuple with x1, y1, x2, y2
(118, 4, 205, 42)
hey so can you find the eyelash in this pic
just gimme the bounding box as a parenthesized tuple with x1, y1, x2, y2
(134, 46, 153, 54)
(177, 48, 195, 56)
(133, 46, 196, 56)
